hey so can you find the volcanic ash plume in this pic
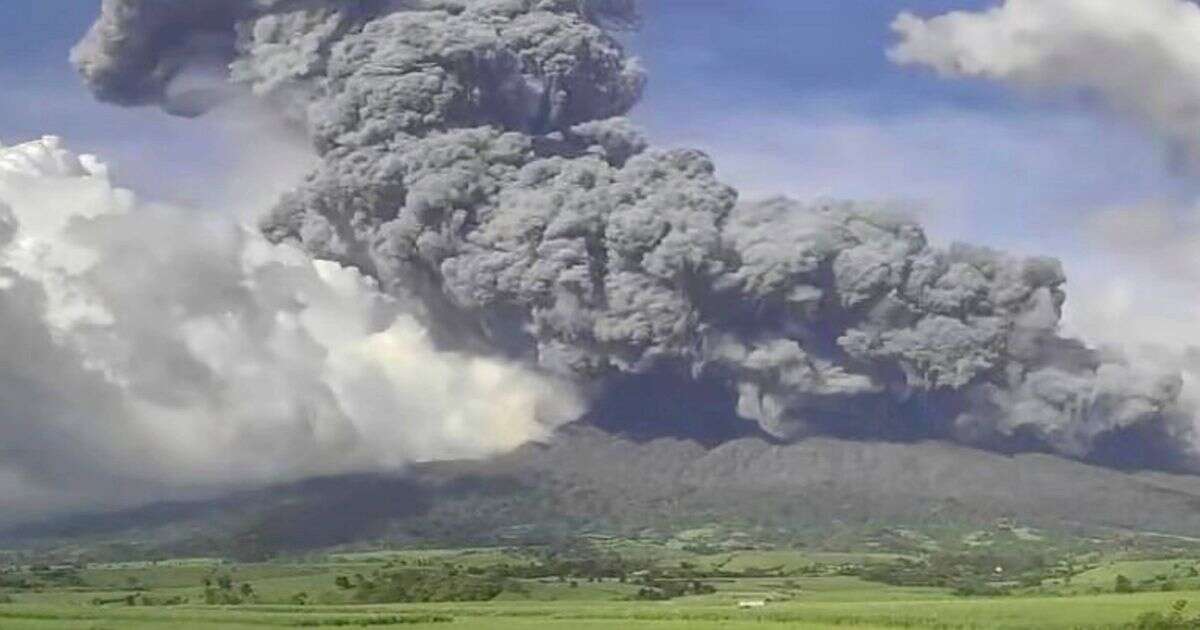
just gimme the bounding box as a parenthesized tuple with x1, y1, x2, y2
(72, 0, 1195, 468)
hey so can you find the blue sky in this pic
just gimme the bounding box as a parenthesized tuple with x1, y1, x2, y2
(0, 2, 248, 204)
(628, 0, 1198, 253)
(635, 0, 1002, 114)
(0, 1, 1193, 254)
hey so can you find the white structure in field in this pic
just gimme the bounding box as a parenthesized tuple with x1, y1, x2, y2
(738, 600, 766, 609)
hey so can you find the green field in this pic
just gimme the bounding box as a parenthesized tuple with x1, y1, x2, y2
(2, 543, 1198, 629)
(1, 590, 1195, 629)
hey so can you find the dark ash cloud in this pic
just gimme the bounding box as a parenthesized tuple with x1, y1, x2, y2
(71, 0, 1197, 470)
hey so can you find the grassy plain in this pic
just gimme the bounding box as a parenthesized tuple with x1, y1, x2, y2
(2, 543, 1198, 629)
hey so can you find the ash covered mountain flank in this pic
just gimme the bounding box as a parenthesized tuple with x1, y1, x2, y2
(73, 0, 1192, 469)
(10, 427, 1200, 555)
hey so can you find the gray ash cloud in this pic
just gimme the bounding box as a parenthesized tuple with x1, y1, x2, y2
(73, 0, 1195, 468)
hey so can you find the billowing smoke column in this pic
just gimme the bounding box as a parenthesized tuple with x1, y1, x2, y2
(74, 0, 1194, 467)
(0, 135, 581, 521)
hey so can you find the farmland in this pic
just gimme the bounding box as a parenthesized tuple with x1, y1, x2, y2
(3, 535, 1200, 629)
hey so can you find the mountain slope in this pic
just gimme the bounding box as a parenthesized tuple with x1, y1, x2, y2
(6, 427, 1200, 557)
(414, 426, 1200, 537)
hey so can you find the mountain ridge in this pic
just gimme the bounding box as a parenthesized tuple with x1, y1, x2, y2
(6, 426, 1200, 558)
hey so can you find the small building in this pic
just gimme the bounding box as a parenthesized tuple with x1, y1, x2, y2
(738, 600, 767, 609)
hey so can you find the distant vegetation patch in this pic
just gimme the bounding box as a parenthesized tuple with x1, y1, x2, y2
(340, 569, 508, 604)
(289, 614, 453, 626)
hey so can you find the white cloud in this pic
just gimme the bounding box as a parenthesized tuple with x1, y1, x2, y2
(0, 136, 581, 520)
(890, 0, 1200, 164)
(1063, 201, 1200, 338)
(1059, 201, 1200, 419)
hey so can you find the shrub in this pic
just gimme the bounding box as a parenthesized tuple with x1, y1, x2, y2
(349, 570, 506, 604)
(1129, 600, 1199, 629)
(951, 578, 1010, 597)
(631, 579, 717, 600)
(1116, 574, 1135, 594)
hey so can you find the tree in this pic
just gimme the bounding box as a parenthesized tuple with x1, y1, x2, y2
(1115, 574, 1135, 594)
